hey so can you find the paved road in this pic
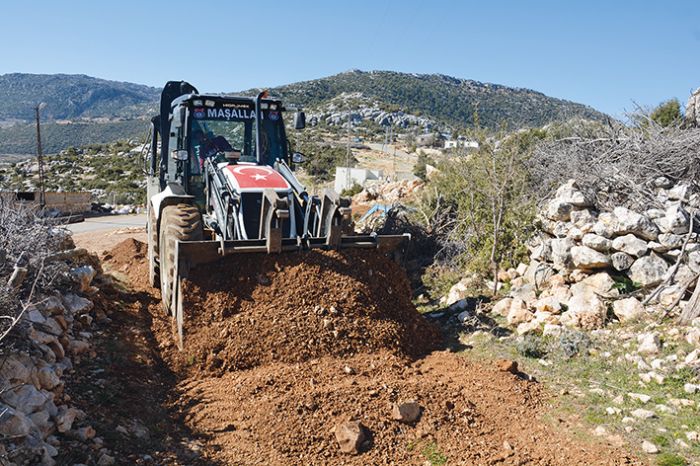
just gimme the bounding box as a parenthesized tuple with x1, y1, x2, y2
(67, 213, 147, 234)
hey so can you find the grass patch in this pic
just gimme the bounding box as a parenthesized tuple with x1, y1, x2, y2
(460, 320, 700, 464)
(421, 441, 447, 466)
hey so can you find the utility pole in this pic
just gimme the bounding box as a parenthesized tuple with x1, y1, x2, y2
(345, 113, 352, 189)
(35, 103, 46, 208)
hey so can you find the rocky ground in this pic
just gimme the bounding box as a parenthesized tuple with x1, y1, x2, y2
(439, 178, 700, 464)
(12, 236, 637, 465)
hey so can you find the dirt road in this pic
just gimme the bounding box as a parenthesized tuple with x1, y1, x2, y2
(66, 236, 642, 465)
(69, 213, 146, 254)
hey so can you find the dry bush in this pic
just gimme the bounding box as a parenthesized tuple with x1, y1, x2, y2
(0, 199, 69, 347)
(528, 119, 700, 211)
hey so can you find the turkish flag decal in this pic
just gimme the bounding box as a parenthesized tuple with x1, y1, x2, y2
(224, 164, 291, 192)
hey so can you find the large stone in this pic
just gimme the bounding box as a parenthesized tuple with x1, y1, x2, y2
(629, 254, 669, 287)
(509, 284, 536, 304)
(611, 234, 648, 257)
(0, 354, 33, 384)
(565, 292, 607, 329)
(657, 233, 684, 251)
(611, 252, 634, 271)
(570, 246, 610, 269)
(530, 239, 552, 262)
(37, 367, 61, 390)
(545, 199, 573, 221)
(56, 406, 80, 433)
(582, 234, 613, 252)
(688, 251, 700, 274)
(593, 212, 617, 238)
(506, 300, 533, 325)
(534, 296, 562, 314)
(391, 401, 421, 423)
(523, 261, 555, 288)
(555, 179, 594, 207)
(613, 207, 659, 240)
(655, 203, 690, 234)
(70, 265, 97, 292)
(334, 421, 367, 454)
(492, 298, 513, 317)
(571, 272, 618, 298)
(613, 298, 645, 322)
(62, 293, 93, 314)
(0, 406, 32, 437)
(551, 238, 575, 270)
(1, 384, 49, 414)
(637, 333, 661, 355)
(570, 209, 596, 228)
(37, 296, 66, 315)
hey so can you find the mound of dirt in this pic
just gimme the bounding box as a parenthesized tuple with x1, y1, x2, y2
(101, 237, 150, 285)
(175, 350, 637, 465)
(170, 249, 442, 375)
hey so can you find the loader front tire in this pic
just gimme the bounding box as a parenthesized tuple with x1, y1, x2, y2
(147, 205, 159, 289)
(158, 203, 203, 315)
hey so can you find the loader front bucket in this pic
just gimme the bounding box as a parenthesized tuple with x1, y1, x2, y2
(166, 233, 410, 349)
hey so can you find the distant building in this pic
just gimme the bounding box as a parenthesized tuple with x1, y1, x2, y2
(0, 191, 91, 214)
(444, 138, 479, 150)
(415, 133, 436, 147)
(334, 167, 383, 193)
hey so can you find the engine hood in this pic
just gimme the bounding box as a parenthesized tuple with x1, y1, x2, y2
(221, 163, 291, 193)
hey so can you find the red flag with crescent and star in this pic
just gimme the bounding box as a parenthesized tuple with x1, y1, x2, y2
(224, 164, 291, 192)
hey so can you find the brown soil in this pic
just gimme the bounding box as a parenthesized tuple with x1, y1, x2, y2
(168, 249, 441, 376)
(75, 238, 642, 465)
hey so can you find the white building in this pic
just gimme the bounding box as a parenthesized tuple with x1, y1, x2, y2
(334, 167, 384, 193)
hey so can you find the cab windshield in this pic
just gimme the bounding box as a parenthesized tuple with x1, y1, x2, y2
(189, 106, 287, 168)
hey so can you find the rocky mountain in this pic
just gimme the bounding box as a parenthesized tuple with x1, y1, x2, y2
(0, 73, 159, 121)
(265, 70, 608, 129)
(0, 70, 608, 155)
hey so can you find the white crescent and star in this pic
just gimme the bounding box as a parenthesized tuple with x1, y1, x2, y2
(232, 165, 271, 181)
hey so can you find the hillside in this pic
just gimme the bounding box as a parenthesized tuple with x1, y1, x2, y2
(265, 70, 608, 129)
(0, 73, 159, 121)
(0, 70, 608, 155)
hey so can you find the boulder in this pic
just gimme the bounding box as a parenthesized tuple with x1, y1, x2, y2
(492, 298, 513, 317)
(56, 406, 80, 433)
(555, 179, 594, 207)
(62, 293, 93, 315)
(445, 276, 479, 306)
(637, 333, 661, 355)
(530, 240, 552, 262)
(543, 323, 563, 337)
(0, 354, 33, 384)
(0, 406, 32, 437)
(655, 203, 690, 234)
(611, 234, 648, 257)
(516, 320, 541, 335)
(570, 246, 610, 269)
(570, 272, 618, 298)
(629, 254, 669, 287)
(545, 199, 573, 221)
(658, 233, 684, 250)
(391, 402, 421, 423)
(593, 212, 617, 238)
(582, 234, 613, 252)
(534, 296, 562, 314)
(551, 238, 575, 270)
(668, 183, 691, 201)
(566, 292, 607, 329)
(613, 298, 645, 322)
(611, 252, 634, 271)
(523, 261, 555, 288)
(37, 367, 61, 390)
(612, 207, 659, 240)
(570, 209, 596, 228)
(335, 421, 367, 454)
(509, 284, 536, 304)
(506, 300, 533, 325)
(688, 251, 700, 274)
(70, 265, 96, 292)
(1, 385, 48, 414)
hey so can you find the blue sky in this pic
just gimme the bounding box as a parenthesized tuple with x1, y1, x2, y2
(2, 0, 698, 119)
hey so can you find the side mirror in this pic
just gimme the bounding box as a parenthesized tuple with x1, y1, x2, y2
(171, 149, 189, 161)
(294, 111, 306, 130)
(292, 152, 306, 164)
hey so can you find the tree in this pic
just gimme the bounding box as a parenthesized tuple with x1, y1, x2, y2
(650, 99, 682, 127)
(413, 151, 429, 180)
